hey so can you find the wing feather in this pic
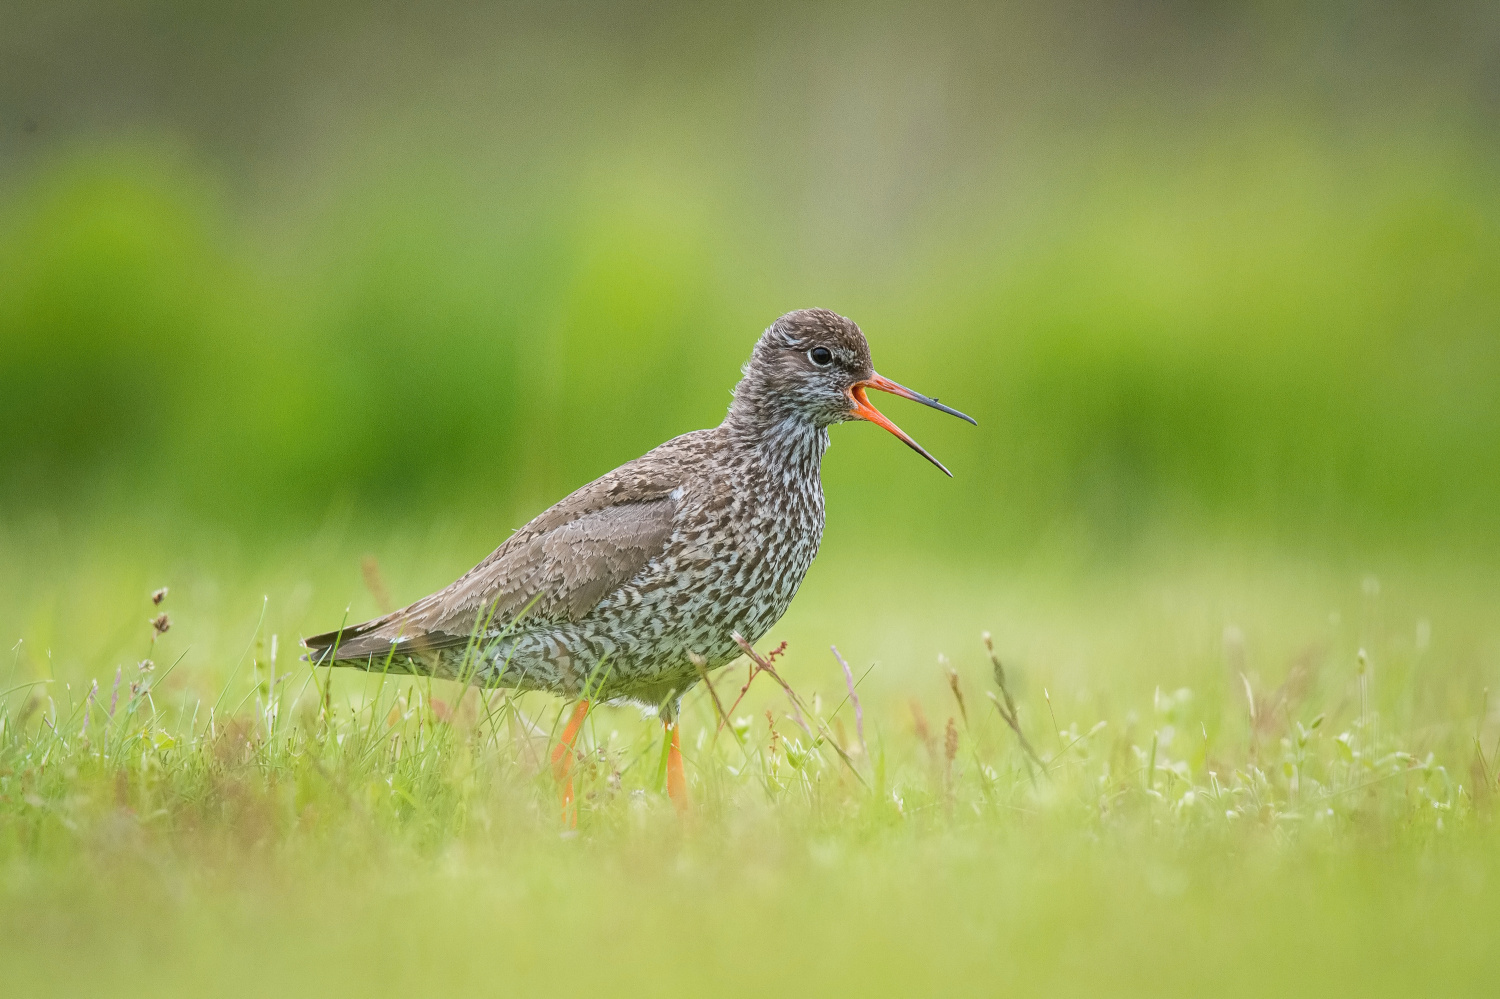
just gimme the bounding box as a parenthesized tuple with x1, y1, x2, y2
(303, 460, 684, 663)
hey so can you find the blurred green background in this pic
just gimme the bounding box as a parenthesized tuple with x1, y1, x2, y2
(3, 0, 1499, 562)
(5, 11, 1500, 994)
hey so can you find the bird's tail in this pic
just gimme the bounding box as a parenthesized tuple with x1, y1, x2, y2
(301, 612, 404, 666)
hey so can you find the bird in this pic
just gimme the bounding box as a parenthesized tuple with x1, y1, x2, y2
(302, 308, 973, 817)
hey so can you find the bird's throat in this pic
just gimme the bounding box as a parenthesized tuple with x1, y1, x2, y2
(748, 416, 829, 485)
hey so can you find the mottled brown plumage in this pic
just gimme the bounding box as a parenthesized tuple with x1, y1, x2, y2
(303, 308, 972, 721)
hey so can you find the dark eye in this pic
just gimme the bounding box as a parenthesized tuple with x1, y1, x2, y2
(808, 346, 834, 367)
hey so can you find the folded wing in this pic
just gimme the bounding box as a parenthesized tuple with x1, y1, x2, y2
(303, 474, 679, 664)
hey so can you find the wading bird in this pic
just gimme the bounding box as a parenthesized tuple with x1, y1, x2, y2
(303, 309, 973, 816)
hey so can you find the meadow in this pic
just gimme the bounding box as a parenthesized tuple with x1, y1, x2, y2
(4, 519, 1500, 996)
(5, 3, 1500, 994)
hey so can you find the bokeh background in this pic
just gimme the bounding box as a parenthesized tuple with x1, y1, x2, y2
(7, 11, 1500, 995)
(2, 2, 1499, 682)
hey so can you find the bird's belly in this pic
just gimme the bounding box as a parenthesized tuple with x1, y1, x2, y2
(480, 515, 821, 702)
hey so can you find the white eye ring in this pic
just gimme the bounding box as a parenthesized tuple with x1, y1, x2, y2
(808, 347, 834, 367)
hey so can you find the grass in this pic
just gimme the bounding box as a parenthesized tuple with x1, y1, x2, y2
(4, 521, 1500, 996)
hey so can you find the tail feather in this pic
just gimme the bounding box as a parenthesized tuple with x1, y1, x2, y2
(302, 611, 478, 667)
(301, 613, 402, 664)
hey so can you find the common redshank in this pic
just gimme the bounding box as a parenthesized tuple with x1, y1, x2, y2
(303, 308, 973, 815)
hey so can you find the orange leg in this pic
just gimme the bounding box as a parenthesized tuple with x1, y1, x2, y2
(665, 721, 689, 814)
(550, 699, 590, 826)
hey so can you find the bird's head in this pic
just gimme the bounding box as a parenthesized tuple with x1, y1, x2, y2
(729, 308, 975, 475)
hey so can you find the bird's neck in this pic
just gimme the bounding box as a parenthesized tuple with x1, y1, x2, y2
(720, 409, 829, 484)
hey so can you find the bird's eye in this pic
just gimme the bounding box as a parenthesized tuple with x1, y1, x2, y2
(808, 347, 834, 367)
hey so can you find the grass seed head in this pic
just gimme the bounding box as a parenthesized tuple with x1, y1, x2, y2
(910, 698, 931, 745)
(945, 664, 968, 727)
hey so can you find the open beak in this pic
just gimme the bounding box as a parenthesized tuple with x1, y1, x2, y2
(848, 373, 977, 477)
